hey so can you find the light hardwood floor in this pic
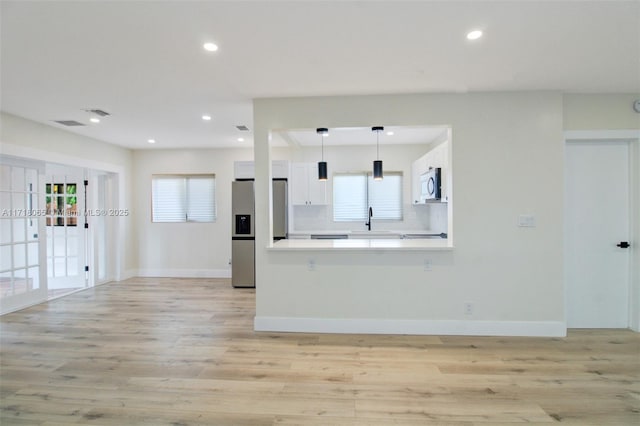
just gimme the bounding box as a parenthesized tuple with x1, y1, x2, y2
(1, 278, 639, 425)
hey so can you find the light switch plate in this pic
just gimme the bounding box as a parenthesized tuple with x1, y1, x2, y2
(518, 214, 536, 227)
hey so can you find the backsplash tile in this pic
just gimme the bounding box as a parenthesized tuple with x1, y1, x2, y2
(292, 203, 447, 233)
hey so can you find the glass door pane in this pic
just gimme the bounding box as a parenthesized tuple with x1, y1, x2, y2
(0, 162, 47, 314)
(45, 172, 87, 298)
(89, 172, 117, 285)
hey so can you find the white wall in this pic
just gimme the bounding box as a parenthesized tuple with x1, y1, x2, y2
(563, 93, 640, 331)
(132, 147, 291, 277)
(0, 112, 136, 279)
(253, 92, 566, 336)
(563, 94, 640, 130)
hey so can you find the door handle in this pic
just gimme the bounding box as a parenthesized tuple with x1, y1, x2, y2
(616, 241, 630, 248)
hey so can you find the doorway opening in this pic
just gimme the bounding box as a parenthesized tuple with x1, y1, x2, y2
(1, 155, 119, 314)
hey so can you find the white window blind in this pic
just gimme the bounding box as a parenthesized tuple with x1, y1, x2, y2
(333, 174, 367, 221)
(333, 172, 402, 221)
(152, 175, 216, 223)
(367, 173, 402, 220)
(186, 177, 215, 222)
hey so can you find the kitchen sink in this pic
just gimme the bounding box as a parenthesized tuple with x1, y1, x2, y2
(310, 234, 349, 239)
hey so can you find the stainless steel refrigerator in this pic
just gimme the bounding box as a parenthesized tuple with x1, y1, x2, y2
(232, 179, 287, 288)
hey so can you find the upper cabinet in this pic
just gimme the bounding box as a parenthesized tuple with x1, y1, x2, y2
(233, 160, 289, 180)
(272, 161, 290, 180)
(234, 161, 255, 180)
(412, 141, 450, 204)
(291, 162, 327, 206)
(411, 159, 423, 205)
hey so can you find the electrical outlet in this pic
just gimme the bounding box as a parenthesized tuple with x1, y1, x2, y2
(228, 258, 232, 265)
(308, 259, 316, 271)
(464, 302, 474, 316)
(423, 259, 432, 271)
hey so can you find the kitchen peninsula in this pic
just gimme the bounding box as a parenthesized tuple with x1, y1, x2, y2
(271, 230, 452, 250)
(270, 237, 452, 250)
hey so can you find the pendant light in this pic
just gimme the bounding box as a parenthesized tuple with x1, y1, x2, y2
(317, 127, 328, 181)
(372, 126, 384, 180)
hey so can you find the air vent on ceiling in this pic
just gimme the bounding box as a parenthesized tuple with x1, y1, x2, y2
(54, 120, 85, 127)
(85, 109, 110, 117)
(236, 125, 250, 131)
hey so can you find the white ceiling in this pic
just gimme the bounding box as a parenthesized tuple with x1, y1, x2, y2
(1, 1, 639, 150)
(273, 126, 449, 147)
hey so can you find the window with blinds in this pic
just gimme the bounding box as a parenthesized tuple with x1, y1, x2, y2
(151, 175, 216, 223)
(333, 172, 402, 221)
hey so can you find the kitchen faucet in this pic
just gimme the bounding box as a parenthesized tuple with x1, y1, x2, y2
(365, 207, 373, 231)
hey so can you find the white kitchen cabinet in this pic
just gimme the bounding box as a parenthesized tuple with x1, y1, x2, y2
(411, 158, 423, 205)
(440, 167, 450, 203)
(233, 160, 289, 180)
(411, 141, 450, 204)
(272, 160, 289, 179)
(234, 161, 254, 180)
(435, 142, 450, 203)
(429, 142, 447, 169)
(291, 162, 327, 205)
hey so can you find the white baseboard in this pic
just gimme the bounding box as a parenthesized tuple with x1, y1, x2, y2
(136, 269, 231, 278)
(254, 316, 567, 337)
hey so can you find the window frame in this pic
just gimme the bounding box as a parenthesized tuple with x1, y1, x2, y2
(151, 174, 217, 223)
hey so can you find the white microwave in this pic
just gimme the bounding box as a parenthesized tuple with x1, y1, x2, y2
(420, 168, 441, 202)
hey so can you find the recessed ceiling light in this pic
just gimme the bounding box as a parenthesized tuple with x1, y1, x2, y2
(467, 30, 483, 40)
(89, 117, 100, 123)
(147, 139, 156, 144)
(203, 42, 218, 52)
(237, 137, 244, 142)
(202, 115, 212, 121)
(386, 131, 394, 136)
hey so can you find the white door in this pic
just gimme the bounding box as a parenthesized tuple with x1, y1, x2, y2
(45, 170, 87, 296)
(0, 161, 47, 314)
(565, 141, 630, 328)
(90, 172, 117, 284)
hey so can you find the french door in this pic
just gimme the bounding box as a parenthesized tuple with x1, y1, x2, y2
(1, 157, 117, 314)
(91, 172, 117, 284)
(45, 168, 88, 296)
(0, 161, 47, 314)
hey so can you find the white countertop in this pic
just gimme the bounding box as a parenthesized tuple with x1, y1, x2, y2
(288, 230, 441, 235)
(269, 238, 453, 251)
